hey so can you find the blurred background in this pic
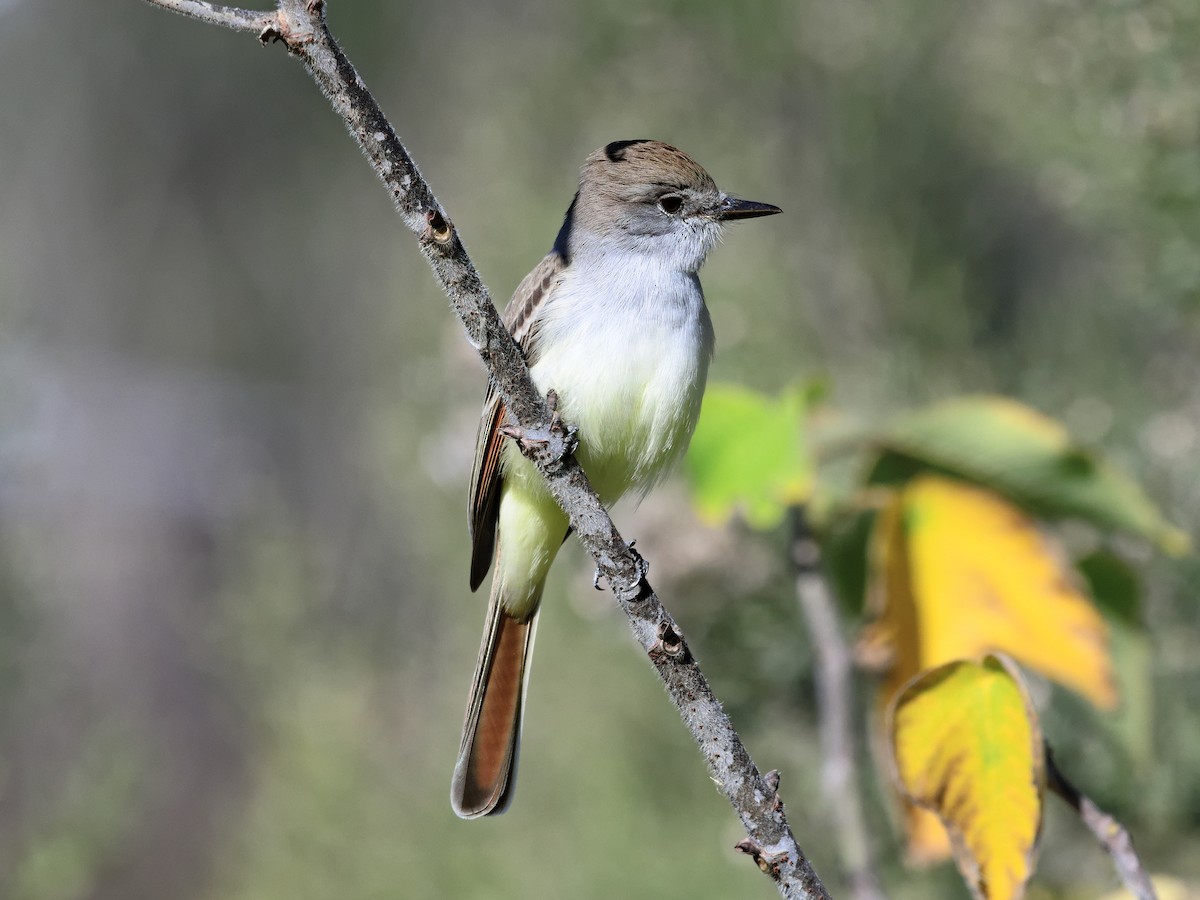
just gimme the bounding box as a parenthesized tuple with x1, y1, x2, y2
(1, 1, 1198, 897)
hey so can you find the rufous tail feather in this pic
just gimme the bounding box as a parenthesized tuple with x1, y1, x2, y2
(451, 584, 538, 818)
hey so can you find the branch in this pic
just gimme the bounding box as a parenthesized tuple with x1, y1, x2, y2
(1045, 744, 1157, 900)
(790, 508, 885, 900)
(140, 0, 273, 31)
(141, 1, 831, 897)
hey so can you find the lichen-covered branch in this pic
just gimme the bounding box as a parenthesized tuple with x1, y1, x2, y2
(1045, 744, 1157, 900)
(141, 1, 831, 896)
(140, 0, 273, 31)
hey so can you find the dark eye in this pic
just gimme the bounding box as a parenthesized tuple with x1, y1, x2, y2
(657, 195, 683, 215)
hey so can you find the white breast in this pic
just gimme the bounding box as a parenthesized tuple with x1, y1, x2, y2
(525, 251, 714, 504)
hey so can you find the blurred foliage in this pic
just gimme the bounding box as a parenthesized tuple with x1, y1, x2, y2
(684, 382, 814, 529)
(863, 472, 1118, 713)
(684, 385, 1173, 893)
(2, 1, 1199, 899)
(867, 396, 1188, 553)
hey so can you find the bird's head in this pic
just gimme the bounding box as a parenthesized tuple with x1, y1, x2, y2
(558, 140, 781, 273)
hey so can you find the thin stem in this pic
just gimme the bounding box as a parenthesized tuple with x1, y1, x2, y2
(142, 0, 274, 32)
(790, 507, 886, 900)
(1045, 744, 1157, 900)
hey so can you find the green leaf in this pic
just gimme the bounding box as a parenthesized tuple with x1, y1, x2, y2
(821, 506, 876, 617)
(1077, 550, 1142, 627)
(866, 395, 1188, 554)
(683, 383, 812, 530)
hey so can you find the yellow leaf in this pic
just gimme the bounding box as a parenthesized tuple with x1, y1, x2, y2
(864, 485, 959, 860)
(903, 805, 954, 864)
(866, 475, 1116, 861)
(870, 475, 1117, 710)
(889, 656, 1044, 900)
(866, 492, 920, 698)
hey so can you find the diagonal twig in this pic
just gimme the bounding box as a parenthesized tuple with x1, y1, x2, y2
(140, 0, 274, 31)
(141, 1, 831, 897)
(1045, 743, 1157, 900)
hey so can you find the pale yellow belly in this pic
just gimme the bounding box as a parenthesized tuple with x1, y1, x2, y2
(523, 317, 706, 502)
(492, 316, 709, 618)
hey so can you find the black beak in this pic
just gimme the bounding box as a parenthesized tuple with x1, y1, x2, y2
(716, 196, 783, 221)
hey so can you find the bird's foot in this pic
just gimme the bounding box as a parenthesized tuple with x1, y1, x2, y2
(593, 539, 648, 594)
(498, 389, 578, 469)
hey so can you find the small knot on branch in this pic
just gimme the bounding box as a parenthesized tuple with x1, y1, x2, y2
(763, 769, 781, 794)
(257, 7, 317, 48)
(424, 208, 453, 244)
(735, 840, 790, 877)
(649, 620, 691, 664)
(657, 622, 684, 656)
(763, 769, 785, 812)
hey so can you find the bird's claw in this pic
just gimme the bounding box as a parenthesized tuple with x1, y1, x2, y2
(626, 540, 648, 583)
(593, 539, 647, 593)
(498, 389, 578, 468)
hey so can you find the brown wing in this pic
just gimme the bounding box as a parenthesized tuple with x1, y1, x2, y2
(468, 252, 566, 590)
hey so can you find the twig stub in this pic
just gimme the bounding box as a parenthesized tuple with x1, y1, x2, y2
(424, 208, 453, 244)
(650, 621, 690, 662)
(736, 839, 790, 878)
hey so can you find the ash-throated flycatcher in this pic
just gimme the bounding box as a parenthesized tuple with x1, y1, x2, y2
(452, 140, 781, 818)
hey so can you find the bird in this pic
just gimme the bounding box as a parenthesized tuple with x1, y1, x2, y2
(451, 139, 781, 818)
